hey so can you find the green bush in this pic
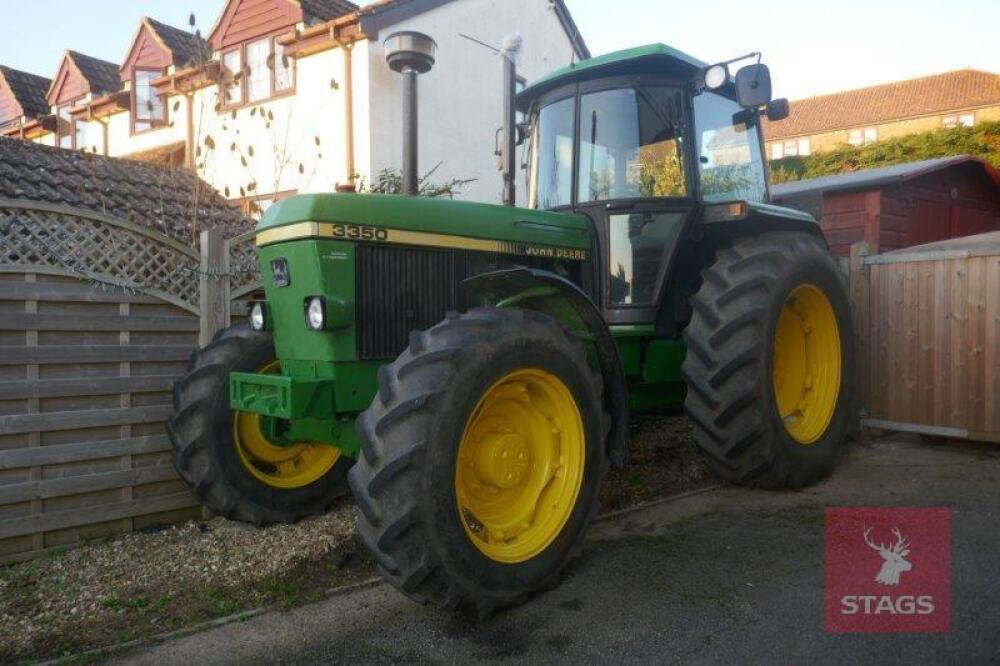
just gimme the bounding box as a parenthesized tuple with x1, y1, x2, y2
(769, 120, 1000, 184)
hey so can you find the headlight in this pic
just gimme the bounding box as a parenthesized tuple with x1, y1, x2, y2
(250, 302, 266, 331)
(305, 296, 326, 331)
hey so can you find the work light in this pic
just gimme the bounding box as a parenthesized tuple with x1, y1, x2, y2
(305, 296, 326, 331)
(249, 302, 266, 331)
(704, 64, 727, 90)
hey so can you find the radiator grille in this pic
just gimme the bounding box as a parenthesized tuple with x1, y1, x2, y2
(356, 245, 461, 359)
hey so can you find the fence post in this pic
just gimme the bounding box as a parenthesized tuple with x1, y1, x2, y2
(199, 228, 230, 348)
(849, 241, 872, 437)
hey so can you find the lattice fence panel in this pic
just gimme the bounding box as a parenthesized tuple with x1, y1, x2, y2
(227, 229, 262, 299)
(0, 202, 201, 312)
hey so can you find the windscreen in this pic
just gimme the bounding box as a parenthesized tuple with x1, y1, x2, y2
(528, 86, 688, 209)
(578, 87, 687, 202)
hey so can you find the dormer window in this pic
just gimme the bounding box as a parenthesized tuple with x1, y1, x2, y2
(132, 69, 165, 134)
(56, 99, 86, 149)
(220, 35, 294, 109)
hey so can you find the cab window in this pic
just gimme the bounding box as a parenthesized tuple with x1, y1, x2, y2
(528, 96, 575, 209)
(608, 211, 685, 306)
(577, 86, 688, 203)
(693, 92, 767, 203)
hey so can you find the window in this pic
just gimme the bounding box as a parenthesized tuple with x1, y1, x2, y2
(133, 69, 165, 133)
(75, 117, 89, 151)
(56, 100, 86, 150)
(528, 96, 575, 209)
(56, 104, 73, 149)
(273, 40, 292, 93)
(943, 113, 975, 128)
(221, 49, 243, 108)
(693, 92, 767, 203)
(771, 137, 812, 159)
(577, 86, 687, 202)
(220, 36, 295, 108)
(609, 212, 685, 306)
(247, 38, 271, 102)
(849, 127, 878, 146)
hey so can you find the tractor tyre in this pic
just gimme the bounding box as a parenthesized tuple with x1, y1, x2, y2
(348, 307, 608, 615)
(681, 232, 855, 489)
(168, 324, 351, 525)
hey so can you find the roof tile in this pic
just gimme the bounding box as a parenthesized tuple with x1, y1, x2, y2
(67, 51, 122, 96)
(145, 18, 212, 68)
(0, 137, 251, 243)
(298, 0, 359, 24)
(0, 66, 52, 119)
(765, 69, 1000, 140)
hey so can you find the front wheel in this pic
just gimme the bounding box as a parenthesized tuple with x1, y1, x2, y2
(168, 325, 351, 524)
(681, 232, 855, 489)
(348, 308, 608, 615)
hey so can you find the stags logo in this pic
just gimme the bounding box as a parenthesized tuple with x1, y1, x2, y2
(825, 508, 950, 633)
(863, 526, 912, 586)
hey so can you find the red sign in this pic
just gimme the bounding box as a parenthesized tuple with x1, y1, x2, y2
(825, 507, 950, 633)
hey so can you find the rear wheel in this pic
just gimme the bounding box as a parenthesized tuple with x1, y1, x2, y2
(348, 308, 607, 614)
(168, 325, 351, 524)
(681, 232, 855, 488)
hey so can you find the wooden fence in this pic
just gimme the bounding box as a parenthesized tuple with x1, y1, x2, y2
(849, 236, 1000, 442)
(0, 200, 259, 560)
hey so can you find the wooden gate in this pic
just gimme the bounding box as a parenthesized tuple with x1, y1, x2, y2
(850, 235, 1000, 442)
(0, 200, 211, 560)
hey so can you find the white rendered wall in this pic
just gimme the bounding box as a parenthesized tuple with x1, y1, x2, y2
(190, 45, 354, 201)
(366, 0, 579, 205)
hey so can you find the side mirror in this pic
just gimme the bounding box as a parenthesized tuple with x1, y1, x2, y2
(734, 63, 773, 108)
(765, 98, 790, 121)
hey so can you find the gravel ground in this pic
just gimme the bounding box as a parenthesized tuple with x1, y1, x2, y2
(0, 414, 716, 664)
(0, 506, 366, 663)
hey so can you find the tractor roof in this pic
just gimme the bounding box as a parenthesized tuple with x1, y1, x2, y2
(517, 43, 708, 111)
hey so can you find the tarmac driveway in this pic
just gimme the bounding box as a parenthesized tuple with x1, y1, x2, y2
(114, 439, 1000, 664)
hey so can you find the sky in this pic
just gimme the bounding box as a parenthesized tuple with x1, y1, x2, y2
(0, 0, 997, 101)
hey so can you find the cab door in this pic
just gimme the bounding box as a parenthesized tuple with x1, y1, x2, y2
(570, 80, 695, 324)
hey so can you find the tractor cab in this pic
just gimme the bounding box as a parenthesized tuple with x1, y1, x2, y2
(516, 44, 792, 325)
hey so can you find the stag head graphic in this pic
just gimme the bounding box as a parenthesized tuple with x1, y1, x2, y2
(863, 526, 912, 586)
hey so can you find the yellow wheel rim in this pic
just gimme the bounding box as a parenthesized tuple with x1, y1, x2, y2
(455, 368, 586, 564)
(232, 361, 341, 489)
(772, 284, 842, 445)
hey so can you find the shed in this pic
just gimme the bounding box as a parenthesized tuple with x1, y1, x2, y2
(771, 155, 1000, 256)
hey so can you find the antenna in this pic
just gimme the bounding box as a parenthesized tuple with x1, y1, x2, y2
(458, 33, 500, 54)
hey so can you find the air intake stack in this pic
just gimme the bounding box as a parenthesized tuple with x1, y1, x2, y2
(384, 31, 438, 196)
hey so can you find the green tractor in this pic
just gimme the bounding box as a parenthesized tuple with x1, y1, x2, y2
(168, 44, 854, 614)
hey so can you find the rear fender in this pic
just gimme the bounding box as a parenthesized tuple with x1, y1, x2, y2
(464, 268, 628, 469)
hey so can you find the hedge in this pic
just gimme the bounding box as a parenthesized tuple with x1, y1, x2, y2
(769, 120, 1000, 184)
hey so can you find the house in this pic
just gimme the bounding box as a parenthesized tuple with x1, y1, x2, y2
(2, 0, 589, 210)
(46, 51, 124, 151)
(764, 70, 1000, 160)
(0, 66, 52, 139)
(771, 155, 1000, 256)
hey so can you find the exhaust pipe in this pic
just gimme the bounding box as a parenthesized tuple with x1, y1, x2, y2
(384, 32, 437, 196)
(500, 34, 522, 206)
